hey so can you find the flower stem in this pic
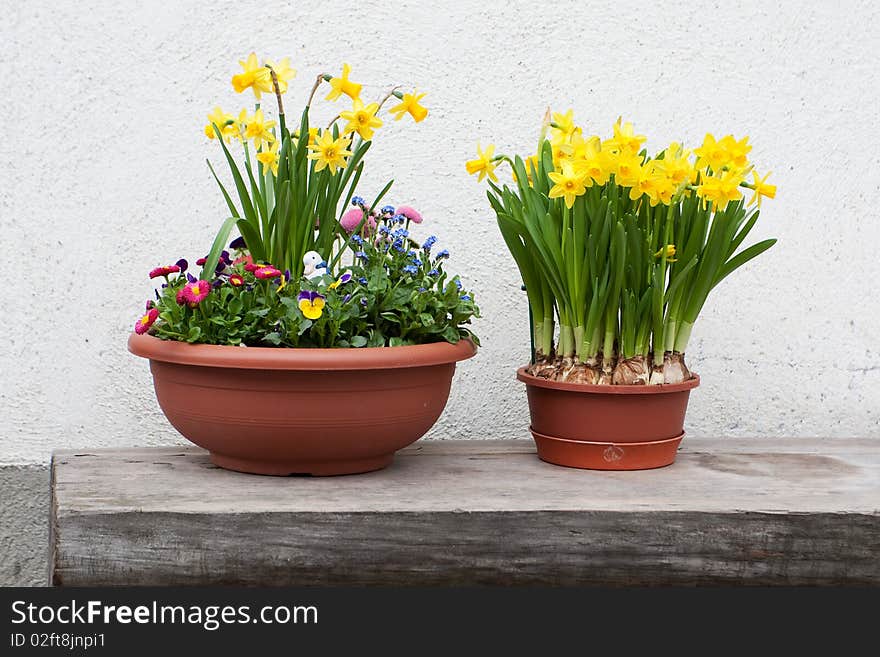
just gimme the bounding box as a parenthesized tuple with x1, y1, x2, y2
(376, 85, 401, 112)
(305, 74, 324, 109)
(267, 68, 284, 120)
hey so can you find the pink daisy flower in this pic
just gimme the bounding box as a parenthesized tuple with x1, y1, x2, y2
(254, 266, 282, 280)
(175, 288, 187, 305)
(339, 208, 379, 234)
(229, 274, 244, 287)
(182, 279, 211, 304)
(149, 265, 181, 279)
(396, 205, 423, 224)
(339, 208, 365, 232)
(134, 308, 159, 334)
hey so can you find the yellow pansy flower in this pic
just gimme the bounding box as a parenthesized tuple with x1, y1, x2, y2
(204, 106, 238, 142)
(325, 63, 363, 102)
(602, 118, 646, 155)
(465, 143, 499, 183)
(231, 52, 272, 98)
(749, 171, 777, 207)
(243, 108, 276, 149)
(298, 291, 326, 320)
(389, 90, 429, 122)
(307, 131, 353, 175)
(340, 99, 383, 141)
(256, 140, 280, 176)
(328, 273, 352, 290)
(548, 164, 588, 209)
(264, 57, 297, 94)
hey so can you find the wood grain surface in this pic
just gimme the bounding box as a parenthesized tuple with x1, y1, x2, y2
(50, 439, 880, 586)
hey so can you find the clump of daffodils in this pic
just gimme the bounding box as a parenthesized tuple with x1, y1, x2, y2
(202, 54, 429, 281)
(136, 54, 479, 348)
(470, 110, 777, 385)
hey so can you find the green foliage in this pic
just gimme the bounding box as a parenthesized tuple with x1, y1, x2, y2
(486, 139, 776, 362)
(145, 209, 479, 348)
(209, 110, 371, 281)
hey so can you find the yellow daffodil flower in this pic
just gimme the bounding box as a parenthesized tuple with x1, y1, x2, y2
(551, 140, 574, 167)
(293, 126, 319, 148)
(307, 131, 353, 175)
(235, 109, 248, 142)
(389, 90, 429, 122)
(204, 106, 238, 142)
(340, 99, 383, 140)
(749, 170, 776, 206)
(568, 133, 589, 160)
(614, 153, 643, 188)
(720, 134, 752, 169)
(630, 163, 666, 203)
(325, 63, 363, 102)
(602, 118, 646, 155)
(548, 164, 588, 208)
(231, 52, 272, 98)
(465, 143, 499, 183)
(696, 169, 745, 209)
(550, 109, 582, 144)
(513, 154, 540, 184)
(694, 133, 733, 172)
(574, 136, 611, 185)
(654, 244, 677, 261)
(256, 140, 280, 176)
(243, 108, 276, 149)
(264, 57, 297, 94)
(524, 154, 539, 174)
(656, 142, 696, 186)
(655, 181, 676, 206)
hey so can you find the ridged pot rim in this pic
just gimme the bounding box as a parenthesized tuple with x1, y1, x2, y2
(517, 366, 699, 394)
(128, 332, 477, 370)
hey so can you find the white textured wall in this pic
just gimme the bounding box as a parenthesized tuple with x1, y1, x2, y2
(2, 0, 879, 467)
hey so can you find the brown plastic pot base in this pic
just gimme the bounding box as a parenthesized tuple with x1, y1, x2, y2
(128, 333, 476, 477)
(210, 452, 393, 476)
(517, 366, 698, 471)
(532, 429, 685, 471)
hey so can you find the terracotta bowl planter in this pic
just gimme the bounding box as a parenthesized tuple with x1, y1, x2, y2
(517, 367, 700, 471)
(129, 333, 476, 476)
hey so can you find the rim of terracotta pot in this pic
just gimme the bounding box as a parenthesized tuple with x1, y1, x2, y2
(128, 332, 477, 370)
(516, 366, 699, 394)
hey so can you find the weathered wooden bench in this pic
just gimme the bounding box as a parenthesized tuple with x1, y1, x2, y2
(50, 438, 879, 586)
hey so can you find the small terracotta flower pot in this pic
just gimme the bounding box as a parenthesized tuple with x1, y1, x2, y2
(517, 367, 700, 470)
(129, 333, 476, 476)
